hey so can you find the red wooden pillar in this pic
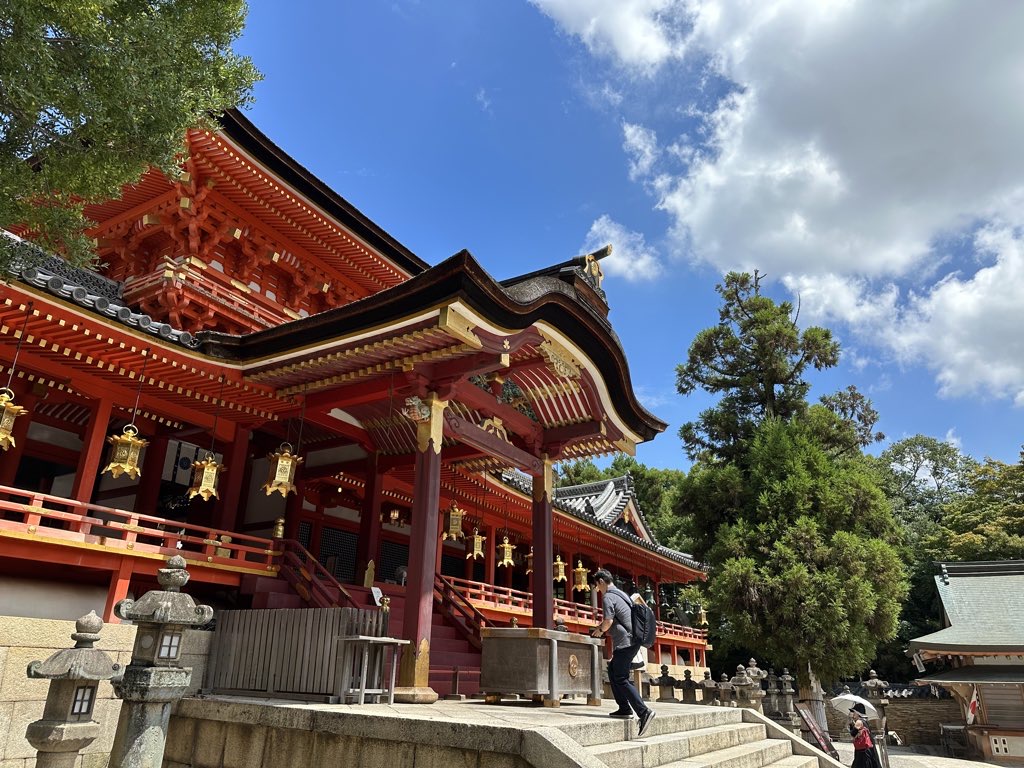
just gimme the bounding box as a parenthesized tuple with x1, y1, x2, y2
(284, 478, 305, 539)
(103, 557, 134, 623)
(0, 385, 37, 487)
(72, 396, 114, 503)
(653, 582, 661, 621)
(397, 394, 446, 695)
(134, 434, 167, 515)
(464, 550, 475, 580)
(355, 452, 383, 581)
(531, 456, 553, 630)
(213, 425, 250, 531)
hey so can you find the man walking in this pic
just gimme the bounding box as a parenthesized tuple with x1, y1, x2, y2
(590, 569, 656, 737)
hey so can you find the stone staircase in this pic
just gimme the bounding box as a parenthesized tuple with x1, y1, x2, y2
(560, 707, 825, 768)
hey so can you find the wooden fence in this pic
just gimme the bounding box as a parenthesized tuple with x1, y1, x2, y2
(206, 607, 389, 700)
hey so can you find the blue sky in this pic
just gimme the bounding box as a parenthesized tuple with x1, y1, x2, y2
(235, 1, 1024, 472)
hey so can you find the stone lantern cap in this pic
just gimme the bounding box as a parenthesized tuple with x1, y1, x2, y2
(26, 611, 123, 682)
(114, 555, 213, 627)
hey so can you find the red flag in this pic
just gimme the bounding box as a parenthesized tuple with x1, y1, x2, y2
(966, 685, 980, 725)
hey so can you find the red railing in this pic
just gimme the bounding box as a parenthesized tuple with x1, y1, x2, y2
(443, 576, 708, 643)
(433, 574, 492, 649)
(276, 538, 359, 609)
(0, 485, 277, 570)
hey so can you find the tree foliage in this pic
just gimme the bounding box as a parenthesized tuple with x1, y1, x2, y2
(673, 272, 904, 683)
(0, 0, 260, 268)
(924, 450, 1024, 561)
(676, 271, 840, 462)
(699, 412, 906, 681)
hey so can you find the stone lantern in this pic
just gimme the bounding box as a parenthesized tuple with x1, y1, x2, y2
(108, 554, 213, 768)
(25, 611, 123, 768)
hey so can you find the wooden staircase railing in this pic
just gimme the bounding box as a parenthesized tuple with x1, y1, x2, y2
(433, 574, 492, 649)
(277, 538, 360, 609)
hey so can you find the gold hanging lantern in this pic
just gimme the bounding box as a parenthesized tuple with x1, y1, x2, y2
(0, 302, 34, 452)
(573, 560, 590, 593)
(696, 604, 708, 627)
(389, 507, 405, 527)
(263, 442, 303, 497)
(102, 424, 148, 480)
(0, 388, 27, 451)
(466, 527, 486, 560)
(188, 452, 224, 501)
(442, 501, 465, 540)
(497, 536, 515, 568)
(553, 554, 567, 582)
(525, 546, 534, 575)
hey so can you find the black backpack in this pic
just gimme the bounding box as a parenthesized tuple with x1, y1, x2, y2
(613, 590, 657, 648)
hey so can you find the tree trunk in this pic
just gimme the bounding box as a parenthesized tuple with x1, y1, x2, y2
(798, 663, 829, 732)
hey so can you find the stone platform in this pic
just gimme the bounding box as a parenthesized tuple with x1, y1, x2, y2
(165, 695, 845, 768)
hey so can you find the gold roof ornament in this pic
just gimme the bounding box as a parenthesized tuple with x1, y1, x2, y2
(442, 501, 465, 540)
(497, 536, 515, 568)
(466, 527, 486, 560)
(553, 554, 567, 583)
(573, 560, 590, 593)
(102, 424, 148, 480)
(188, 453, 224, 501)
(0, 388, 27, 451)
(263, 442, 303, 497)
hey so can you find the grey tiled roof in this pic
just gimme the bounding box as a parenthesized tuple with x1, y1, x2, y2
(4, 234, 198, 348)
(500, 469, 706, 572)
(908, 560, 1024, 653)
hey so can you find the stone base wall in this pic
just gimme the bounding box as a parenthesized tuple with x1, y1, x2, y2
(165, 698, 598, 768)
(0, 615, 211, 768)
(823, 698, 963, 746)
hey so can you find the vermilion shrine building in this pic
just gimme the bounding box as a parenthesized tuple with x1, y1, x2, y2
(0, 110, 707, 696)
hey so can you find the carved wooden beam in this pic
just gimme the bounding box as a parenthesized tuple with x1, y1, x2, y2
(442, 411, 542, 475)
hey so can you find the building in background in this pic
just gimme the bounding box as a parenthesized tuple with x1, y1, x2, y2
(909, 560, 1024, 762)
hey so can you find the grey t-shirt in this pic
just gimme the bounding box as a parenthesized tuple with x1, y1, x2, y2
(602, 586, 634, 650)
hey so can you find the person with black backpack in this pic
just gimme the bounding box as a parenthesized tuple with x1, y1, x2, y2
(590, 569, 657, 737)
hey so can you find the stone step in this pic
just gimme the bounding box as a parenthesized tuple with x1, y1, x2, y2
(763, 754, 819, 768)
(589, 722, 767, 768)
(656, 738, 794, 768)
(561, 707, 745, 748)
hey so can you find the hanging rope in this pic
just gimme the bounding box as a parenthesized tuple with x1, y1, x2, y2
(209, 375, 226, 456)
(3, 301, 34, 392)
(128, 348, 151, 429)
(296, 387, 307, 455)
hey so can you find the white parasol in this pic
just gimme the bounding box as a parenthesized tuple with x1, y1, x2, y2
(829, 693, 880, 720)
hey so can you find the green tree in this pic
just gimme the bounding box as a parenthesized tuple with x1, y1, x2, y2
(0, 0, 260, 268)
(676, 271, 840, 462)
(674, 272, 904, 692)
(554, 459, 603, 487)
(704, 411, 906, 682)
(925, 450, 1024, 561)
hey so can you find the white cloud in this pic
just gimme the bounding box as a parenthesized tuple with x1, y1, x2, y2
(536, 0, 1024, 404)
(530, 0, 688, 74)
(622, 122, 659, 181)
(944, 428, 961, 450)
(582, 215, 663, 281)
(476, 88, 493, 114)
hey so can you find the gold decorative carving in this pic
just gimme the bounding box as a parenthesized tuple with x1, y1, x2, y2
(567, 654, 580, 678)
(538, 336, 581, 379)
(584, 249, 606, 288)
(480, 416, 509, 443)
(407, 393, 447, 454)
(533, 455, 553, 502)
(438, 306, 482, 348)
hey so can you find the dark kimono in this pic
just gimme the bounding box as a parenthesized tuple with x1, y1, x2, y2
(850, 723, 883, 768)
